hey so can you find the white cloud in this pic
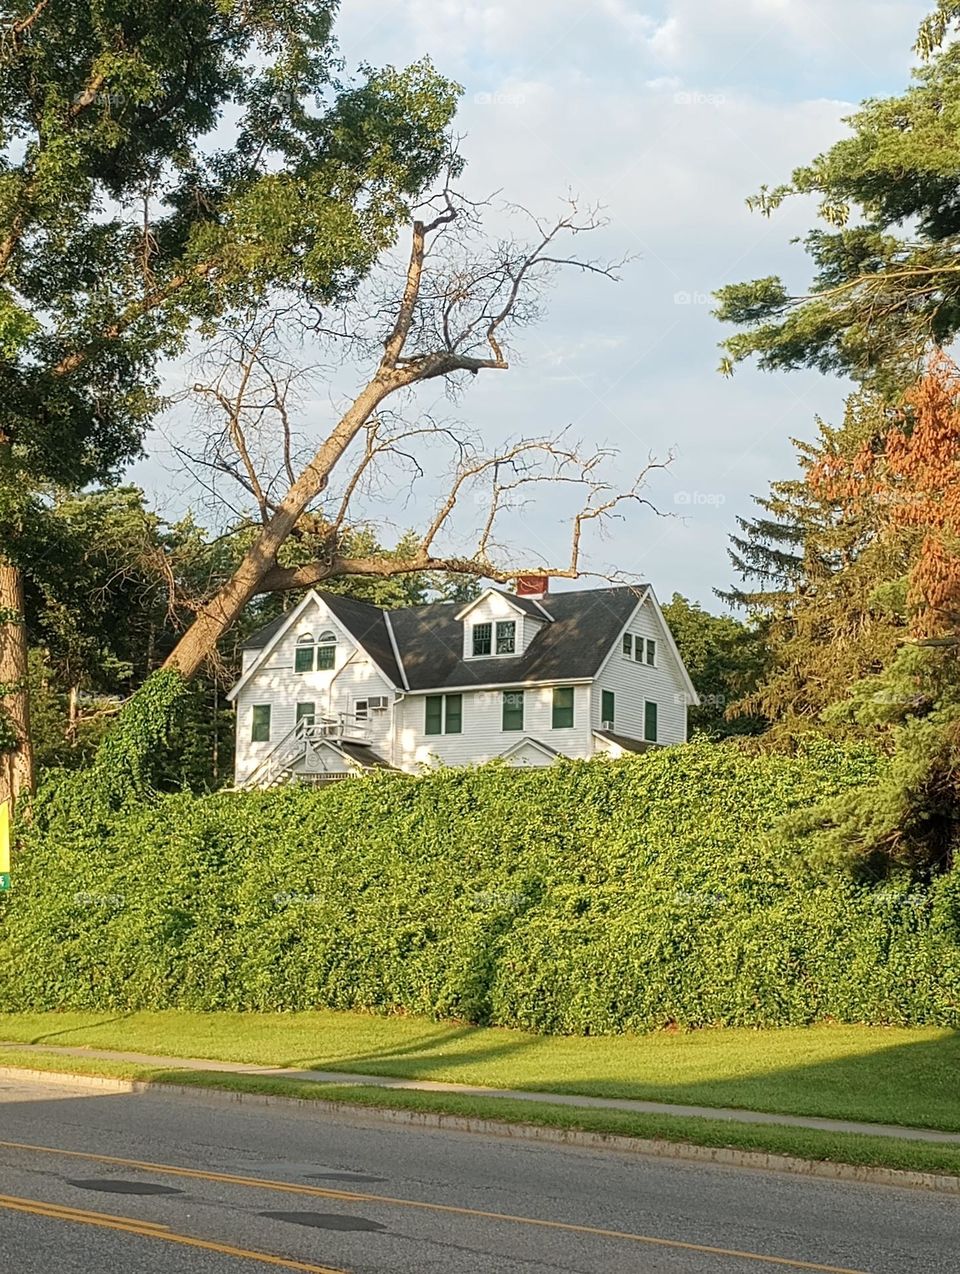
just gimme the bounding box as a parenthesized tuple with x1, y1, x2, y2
(133, 1, 932, 607)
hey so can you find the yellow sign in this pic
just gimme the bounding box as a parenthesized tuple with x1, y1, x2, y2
(0, 800, 9, 891)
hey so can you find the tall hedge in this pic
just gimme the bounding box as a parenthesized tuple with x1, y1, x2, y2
(2, 740, 959, 1032)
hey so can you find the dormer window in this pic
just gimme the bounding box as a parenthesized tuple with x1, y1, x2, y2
(472, 622, 492, 657)
(471, 619, 516, 657)
(294, 630, 337, 673)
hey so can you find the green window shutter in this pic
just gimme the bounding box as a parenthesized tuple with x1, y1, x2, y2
(622, 633, 632, 658)
(251, 704, 271, 742)
(644, 700, 658, 743)
(294, 644, 314, 673)
(472, 623, 492, 656)
(552, 686, 574, 729)
(646, 638, 657, 667)
(425, 696, 443, 736)
(296, 702, 315, 727)
(502, 690, 524, 731)
(444, 693, 463, 734)
(316, 642, 335, 670)
(496, 620, 516, 654)
(601, 689, 615, 725)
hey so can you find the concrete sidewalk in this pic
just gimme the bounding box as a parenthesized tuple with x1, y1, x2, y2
(2, 1038, 959, 1147)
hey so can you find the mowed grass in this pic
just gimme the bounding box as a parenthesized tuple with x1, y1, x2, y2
(0, 1010, 958, 1132)
(1, 1048, 959, 1183)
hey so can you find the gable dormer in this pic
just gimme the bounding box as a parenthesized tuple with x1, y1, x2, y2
(455, 588, 552, 661)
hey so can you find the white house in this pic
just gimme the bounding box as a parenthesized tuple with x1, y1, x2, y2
(227, 582, 699, 787)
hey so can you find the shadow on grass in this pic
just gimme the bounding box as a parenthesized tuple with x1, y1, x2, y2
(298, 1025, 960, 1134)
(28, 1014, 133, 1046)
(283, 1022, 541, 1083)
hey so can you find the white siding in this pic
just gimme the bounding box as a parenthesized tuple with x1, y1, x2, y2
(591, 595, 688, 745)
(460, 592, 545, 660)
(233, 596, 396, 784)
(232, 588, 693, 784)
(394, 682, 593, 770)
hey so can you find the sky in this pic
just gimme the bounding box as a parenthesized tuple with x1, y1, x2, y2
(132, 0, 932, 610)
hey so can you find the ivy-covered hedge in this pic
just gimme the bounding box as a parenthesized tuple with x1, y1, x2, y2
(2, 739, 959, 1032)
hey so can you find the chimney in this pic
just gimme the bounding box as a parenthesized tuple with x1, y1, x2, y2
(516, 574, 549, 599)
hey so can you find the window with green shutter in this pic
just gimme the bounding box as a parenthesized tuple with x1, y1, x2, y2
(645, 638, 657, 667)
(425, 696, 443, 735)
(294, 639, 314, 673)
(502, 690, 524, 731)
(601, 689, 615, 726)
(644, 700, 658, 742)
(552, 686, 574, 729)
(251, 704, 271, 742)
(622, 633, 633, 658)
(444, 693, 463, 734)
(296, 702, 315, 728)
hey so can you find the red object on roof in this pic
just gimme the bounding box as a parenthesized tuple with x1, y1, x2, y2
(516, 574, 549, 597)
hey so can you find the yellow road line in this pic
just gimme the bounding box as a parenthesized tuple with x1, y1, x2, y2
(0, 1191, 345, 1273)
(0, 1138, 869, 1272)
(0, 1192, 170, 1230)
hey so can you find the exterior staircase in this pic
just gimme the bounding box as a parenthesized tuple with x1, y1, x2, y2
(244, 714, 371, 790)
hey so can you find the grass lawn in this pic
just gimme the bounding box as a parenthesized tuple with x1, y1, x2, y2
(1, 1047, 958, 1183)
(0, 1010, 958, 1133)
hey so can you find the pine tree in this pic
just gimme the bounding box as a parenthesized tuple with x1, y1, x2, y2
(722, 395, 916, 739)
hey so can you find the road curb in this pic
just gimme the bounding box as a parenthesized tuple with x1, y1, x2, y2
(4, 1063, 960, 1196)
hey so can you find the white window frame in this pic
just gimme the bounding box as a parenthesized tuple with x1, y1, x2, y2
(471, 621, 492, 657)
(495, 619, 517, 655)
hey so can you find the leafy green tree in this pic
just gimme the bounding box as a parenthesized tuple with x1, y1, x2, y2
(0, 0, 459, 803)
(715, 9, 960, 391)
(660, 594, 767, 737)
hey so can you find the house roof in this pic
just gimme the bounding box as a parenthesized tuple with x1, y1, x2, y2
(455, 587, 552, 623)
(331, 740, 396, 770)
(241, 592, 403, 686)
(237, 585, 650, 694)
(388, 585, 646, 691)
(592, 729, 656, 755)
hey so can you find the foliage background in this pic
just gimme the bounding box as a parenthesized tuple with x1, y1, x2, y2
(4, 741, 959, 1033)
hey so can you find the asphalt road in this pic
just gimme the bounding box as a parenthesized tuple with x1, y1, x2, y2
(0, 1073, 956, 1274)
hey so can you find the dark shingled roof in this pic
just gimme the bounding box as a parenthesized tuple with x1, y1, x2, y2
(241, 611, 290, 651)
(390, 585, 646, 691)
(242, 585, 647, 692)
(335, 740, 396, 770)
(241, 593, 402, 685)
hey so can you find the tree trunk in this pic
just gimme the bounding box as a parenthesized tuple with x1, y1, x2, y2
(0, 561, 33, 808)
(164, 372, 400, 680)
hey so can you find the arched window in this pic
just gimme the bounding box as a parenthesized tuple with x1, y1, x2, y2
(294, 633, 315, 673)
(316, 630, 337, 670)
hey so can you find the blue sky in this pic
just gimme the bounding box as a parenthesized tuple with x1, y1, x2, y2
(133, 0, 931, 609)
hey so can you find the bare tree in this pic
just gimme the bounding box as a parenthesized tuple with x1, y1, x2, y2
(162, 195, 662, 679)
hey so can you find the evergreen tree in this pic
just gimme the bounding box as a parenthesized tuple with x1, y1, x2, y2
(722, 396, 916, 739)
(716, 8, 960, 392)
(659, 594, 766, 737)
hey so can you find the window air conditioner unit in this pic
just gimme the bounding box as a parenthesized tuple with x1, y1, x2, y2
(601, 720, 615, 731)
(368, 697, 389, 712)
